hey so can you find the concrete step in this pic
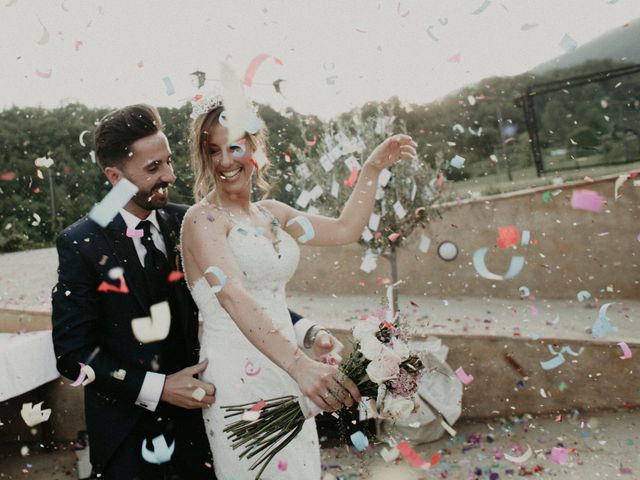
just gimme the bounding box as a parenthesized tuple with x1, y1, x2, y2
(288, 294, 640, 419)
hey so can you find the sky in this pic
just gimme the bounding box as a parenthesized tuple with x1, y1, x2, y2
(0, 0, 637, 119)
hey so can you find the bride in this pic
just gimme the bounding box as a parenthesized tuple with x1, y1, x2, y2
(180, 96, 416, 479)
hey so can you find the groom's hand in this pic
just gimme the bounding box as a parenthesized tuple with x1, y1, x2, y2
(312, 331, 344, 364)
(160, 359, 216, 409)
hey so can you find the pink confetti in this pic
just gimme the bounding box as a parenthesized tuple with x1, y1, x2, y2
(344, 166, 358, 188)
(167, 271, 184, 283)
(551, 446, 568, 465)
(497, 226, 520, 248)
(396, 441, 439, 470)
(447, 53, 461, 64)
(70, 363, 86, 387)
(277, 460, 288, 471)
(388, 232, 401, 242)
(528, 304, 539, 316)
(244, 361, 261, 376)
(249, 399, 266, 412)
(570, 189, 604, 213)
(126, 227, 143, 238)
(35, 69, 52, 78)
(617, 342, 632, 359)
(455, 366, 474, 385)
(75, 40, 84, 51)
(243, 53, 283, 87)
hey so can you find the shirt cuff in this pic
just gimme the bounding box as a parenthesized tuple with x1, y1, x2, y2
(293, 317, 317, 348)
(135, 372, 166, 412)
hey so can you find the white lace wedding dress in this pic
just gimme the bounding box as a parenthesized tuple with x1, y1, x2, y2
(183, 209, 321, 479)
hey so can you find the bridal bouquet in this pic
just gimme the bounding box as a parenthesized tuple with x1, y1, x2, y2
(222, 319, 424, 479)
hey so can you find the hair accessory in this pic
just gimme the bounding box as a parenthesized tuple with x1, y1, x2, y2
(190, 93, 224, 120)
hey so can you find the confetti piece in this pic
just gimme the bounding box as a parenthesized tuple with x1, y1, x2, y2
(243, 53, 282, 87)
(20, 402, 51, 427)
(497, 226, 520, 248)
(97, 275, 129, 294)
(89, 178, 138, 227)
(244, 361, 261, 376)
(380, 447, 400, 463)
(520, 230, 531, 245)
(472, 0, 491, 14)
(168, 271, 184, 282)
(418, 234, 431, 253)
(437, 241, 458, 261)
(126, 227, 143, 238)
(559, 33, 578, 53)
(388, 232, 401, 242)
(131, 301, 171, 343)
(426, 25, 439, 41)
(286, 216, 315, 243)
(344, 166, 358, 187)
(78, 130, 90, 147)
(571, 189, 604, 213)
(277, 460, 288, 471)
(540, 353, 565, 370)
(112, 369, 126, 380)
(397, 441, 434, 469)
(393, 201, 407, 219)
(592, 303, 618, 338)
(191, 387, 206, 401)
(617, 342, 632, 359)
(162, 76, 175, 96)
(34, 156, 54, 168)
(0, 172, 16, 181)
(504, 445, 532, 463)
(368, 213, 381, 231)
(204, 266, 227, 293)
(441, 419, 457, 436)
(141, 435, 174, 464)
(450, 155, 465, 169)
(519, 286, 530, 298)
(252, 147, 269, 169)
(36, 21, 49, 45)
(220, 62, 250, 143)
(447, 53, 461, 64)
(455, 366, 474, 385)
(542, 189, 562, 202)
(472, 248, 525, 280)
(74, 40, 83, 51)
(35, 68, 52, 78)
(71, 363, 87, 387)
(577, 290, 591, 301)
(551, 446, 568, 465)
(350, 431, 369, 451)
(360, 250, 378, 273)
(521, 23, 538, 31)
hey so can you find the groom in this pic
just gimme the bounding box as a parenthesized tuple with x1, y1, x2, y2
(51, 104, 343, 479)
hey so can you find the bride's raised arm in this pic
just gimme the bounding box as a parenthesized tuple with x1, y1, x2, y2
(181, 205, 360, 411)
(264, 134, 417, 246)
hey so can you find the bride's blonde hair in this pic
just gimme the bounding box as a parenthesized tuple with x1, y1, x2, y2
(189, 106, 272, 202)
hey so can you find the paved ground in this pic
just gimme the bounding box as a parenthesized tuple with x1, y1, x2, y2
(1, 409, 639, 479)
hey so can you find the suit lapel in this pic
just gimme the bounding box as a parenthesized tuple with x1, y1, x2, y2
(103, 213, 151, 313)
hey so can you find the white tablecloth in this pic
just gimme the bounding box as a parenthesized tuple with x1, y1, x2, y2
(0, 331, 59, 401)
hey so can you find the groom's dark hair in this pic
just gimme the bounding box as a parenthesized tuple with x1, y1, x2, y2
(94, 104, 163, 169)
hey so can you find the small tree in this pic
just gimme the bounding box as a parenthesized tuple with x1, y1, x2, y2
(289, 103, 445, 314)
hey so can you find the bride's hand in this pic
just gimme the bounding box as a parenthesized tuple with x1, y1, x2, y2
(289, 354, 360, 412)
(363, 134, 417, 171)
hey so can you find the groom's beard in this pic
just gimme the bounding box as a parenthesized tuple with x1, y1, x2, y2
(130, 182, 171, 211)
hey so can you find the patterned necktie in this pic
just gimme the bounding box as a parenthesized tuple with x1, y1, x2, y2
(137, 220, 170, 304)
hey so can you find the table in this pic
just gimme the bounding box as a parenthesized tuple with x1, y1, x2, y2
(0, 331, 59, 402)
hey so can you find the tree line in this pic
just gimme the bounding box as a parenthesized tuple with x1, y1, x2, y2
(0, 58, 637, 252)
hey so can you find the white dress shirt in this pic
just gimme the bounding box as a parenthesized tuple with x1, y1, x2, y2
(119, 208, 316, 411)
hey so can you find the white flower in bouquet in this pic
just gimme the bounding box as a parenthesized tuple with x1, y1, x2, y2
(366, 351, 401, 383)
